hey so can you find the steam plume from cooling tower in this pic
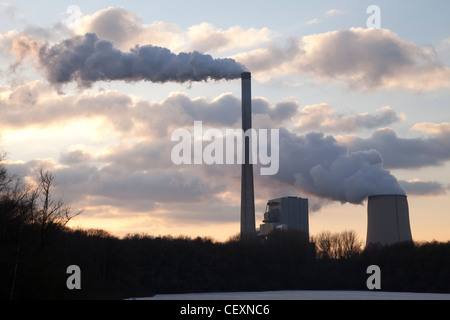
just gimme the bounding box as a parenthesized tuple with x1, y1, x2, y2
(276, 130, 406, 206)
(38, 33, 246, 86)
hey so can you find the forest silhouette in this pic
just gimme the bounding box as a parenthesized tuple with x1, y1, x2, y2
(1, 154, 449, 299)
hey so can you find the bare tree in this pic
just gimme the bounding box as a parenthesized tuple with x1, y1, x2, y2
(34, 168, 82, 244)
(0, 157, 7, 193)
(312, 230, 362, 259)
(313, 231, 334, 259)
(2, 154, 84, 298)
(0, 152, 17, 196)
(339, 230, 362, 259)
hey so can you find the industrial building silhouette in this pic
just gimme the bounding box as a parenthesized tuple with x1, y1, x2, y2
(366, 195, 413, 246)
(258, 197, 309, 240)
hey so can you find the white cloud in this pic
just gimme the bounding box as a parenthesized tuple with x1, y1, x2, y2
(306, 19, 321, 25)
(186, 22, 274, 53)
(325, 9, 343, 16)
(0, 81, 296, 137)
(73, 7, 274, 53)
(73, 7, 185, 51)
(411, 122, 450, 136)
(296, 104, 400, 132)
(341, 126, 450, 169)
(12, 8, 448, 92)
(235, 28, 450, 91)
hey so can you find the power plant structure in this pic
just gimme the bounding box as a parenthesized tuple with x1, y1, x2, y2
(238, 73, 413, 245)
(366, 194, 413, 246)
(240, 72, 256, 239)
(258, 197, 309, 240)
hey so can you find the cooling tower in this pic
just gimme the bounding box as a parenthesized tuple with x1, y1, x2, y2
(240, 72, 256, 239)
(366, 195, 413, 246)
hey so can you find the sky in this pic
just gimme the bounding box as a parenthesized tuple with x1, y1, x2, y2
(1, 1, 450, 243)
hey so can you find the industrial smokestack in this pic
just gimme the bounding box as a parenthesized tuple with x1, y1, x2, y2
(366, 195, 413, 246)
(240, 72, 256, 239)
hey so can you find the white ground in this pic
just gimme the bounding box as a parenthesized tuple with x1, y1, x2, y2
(138, 290, 450, 300)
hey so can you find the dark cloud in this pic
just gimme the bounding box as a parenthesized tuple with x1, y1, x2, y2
(252, 98, 298, 124)
(399, 180, 447, 196)
(5, 157, 229, 217)
(60, 150, 92, 166)
(342, 128, 450, 169)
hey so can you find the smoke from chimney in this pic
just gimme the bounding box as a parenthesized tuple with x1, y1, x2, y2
(38, 33, 246, 86)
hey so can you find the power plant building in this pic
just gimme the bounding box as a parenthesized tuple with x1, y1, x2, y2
(258, 197, 309, 239)
(366, 194, 413, 246)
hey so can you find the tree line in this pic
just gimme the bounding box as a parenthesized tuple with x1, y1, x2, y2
(1, 156, 449, 299)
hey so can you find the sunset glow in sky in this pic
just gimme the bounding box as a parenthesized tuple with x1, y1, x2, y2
(1, 1, 450, 242)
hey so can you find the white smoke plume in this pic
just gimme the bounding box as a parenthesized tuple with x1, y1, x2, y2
(38, 33, 246, 86)
(275, 129, 405, 204)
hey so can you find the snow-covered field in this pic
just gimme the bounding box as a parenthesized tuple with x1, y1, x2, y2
(140, 290, 450, 300)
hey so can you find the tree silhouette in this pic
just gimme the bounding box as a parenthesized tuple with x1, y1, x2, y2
(34, 168, 82, 245)
(311, 230, 362, 259)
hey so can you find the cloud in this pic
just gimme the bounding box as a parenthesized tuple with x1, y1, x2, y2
(325, 9, 343, 16)
(4, 127, 407, 220)
(399, 179, 447, 196)
(306, 19, 321, 25)
(73, 7, 185, 52)
(10, 35, 41, 61)
(340, 126, 450, 169)
(3, 8, 449, 92)
(73, 7, 274, 53)
(4, 87, 447, 222)
(0, 80, 135, 132)
(59, 149, 92, 166)
(1, 82, 409, 215)
(235, 28, 450, 91)
(5, 155, 232, 218)
(232, 37, 302, 77)
(411, 122, 450, 136)
(296, 104, 401, 132)
(0, 24, 70, 81)
(2, 80, 448, 218)
(0, 81, 296, 137)
(186, 22, 274, 53)
(6, 80, 447, 209)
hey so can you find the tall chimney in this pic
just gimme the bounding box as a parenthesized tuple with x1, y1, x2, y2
(240, 72, 256, 239)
